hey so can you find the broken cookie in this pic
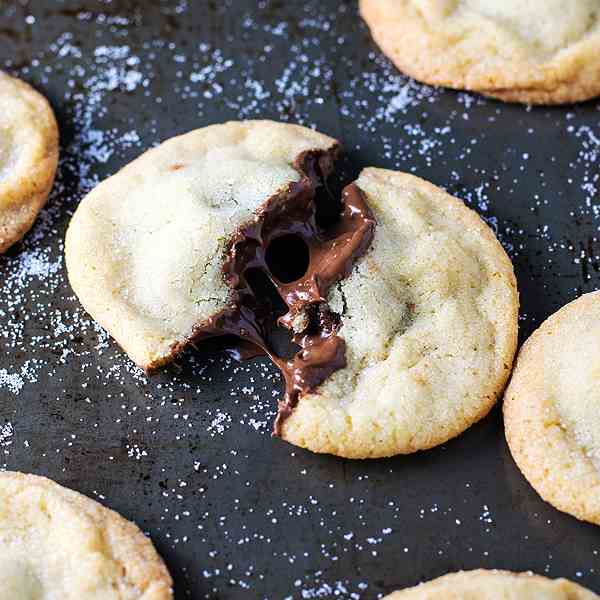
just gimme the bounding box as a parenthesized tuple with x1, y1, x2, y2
(65, 120, 518, 458)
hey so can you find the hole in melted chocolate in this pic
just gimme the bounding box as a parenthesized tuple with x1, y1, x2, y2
(265, 234, 310, 283)
(313, 168, 343, 231)
(243, 268, 287, 317)
(243, 267, 299, 360)
(268, 326, 300, 360)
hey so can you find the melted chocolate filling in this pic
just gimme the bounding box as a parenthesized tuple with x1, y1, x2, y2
(187, 149, 376, 435)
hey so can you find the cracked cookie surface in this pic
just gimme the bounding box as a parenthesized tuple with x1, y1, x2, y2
(0, 71, 59, 252)
(0, 472, 172, 600)
(360, 0, 600, 104)
(282, 169, 518, 458)
(504, 291, 600, 525)
(383, 569, 599, 599)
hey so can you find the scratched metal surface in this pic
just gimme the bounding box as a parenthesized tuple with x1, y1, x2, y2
(1, 1, 599, 599)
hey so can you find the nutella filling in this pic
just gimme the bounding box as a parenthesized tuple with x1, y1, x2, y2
(188, 149, 376, 435)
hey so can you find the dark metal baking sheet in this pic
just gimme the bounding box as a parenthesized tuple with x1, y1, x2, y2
(1, 1, 599, 598)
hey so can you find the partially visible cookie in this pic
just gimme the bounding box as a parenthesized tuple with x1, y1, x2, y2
(360, 0, 600, 104)
(383, 569, 599, 599)
(504, 291, 600, 525)
(0, 471, 173, 599)
(0, 71, 59, 253)
(281, 168, 518, 458)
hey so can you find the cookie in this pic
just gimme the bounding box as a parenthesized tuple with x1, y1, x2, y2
(65, 120, 340, 371)
(0, 471, 173, 599)
(282, 168, 518, 457)
(382, 569, 599, 599)
(0, 71, 59, 253)
(504, 291, 600, 525)
(360, 0, 600, 104)
(66, 120, 518, 458)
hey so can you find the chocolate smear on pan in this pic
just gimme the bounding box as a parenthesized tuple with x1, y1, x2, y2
(184, 148, 376, 436)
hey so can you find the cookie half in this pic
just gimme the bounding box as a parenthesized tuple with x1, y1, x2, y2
(0, 471, 172, 599)
(66, 121, 518, 458)
(360, 0, 600, 104)
(65, 120, 339, 371)
(383, 569, 599, 599)
(504, 291, 600, 525)
(0, 71, 59, 252)
(282, 168, 518, 457)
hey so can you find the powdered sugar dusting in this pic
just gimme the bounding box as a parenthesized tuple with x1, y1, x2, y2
(0, 1, 599, 598)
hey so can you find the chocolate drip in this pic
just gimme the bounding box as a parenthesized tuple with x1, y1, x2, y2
(188, 150, 376, 435)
